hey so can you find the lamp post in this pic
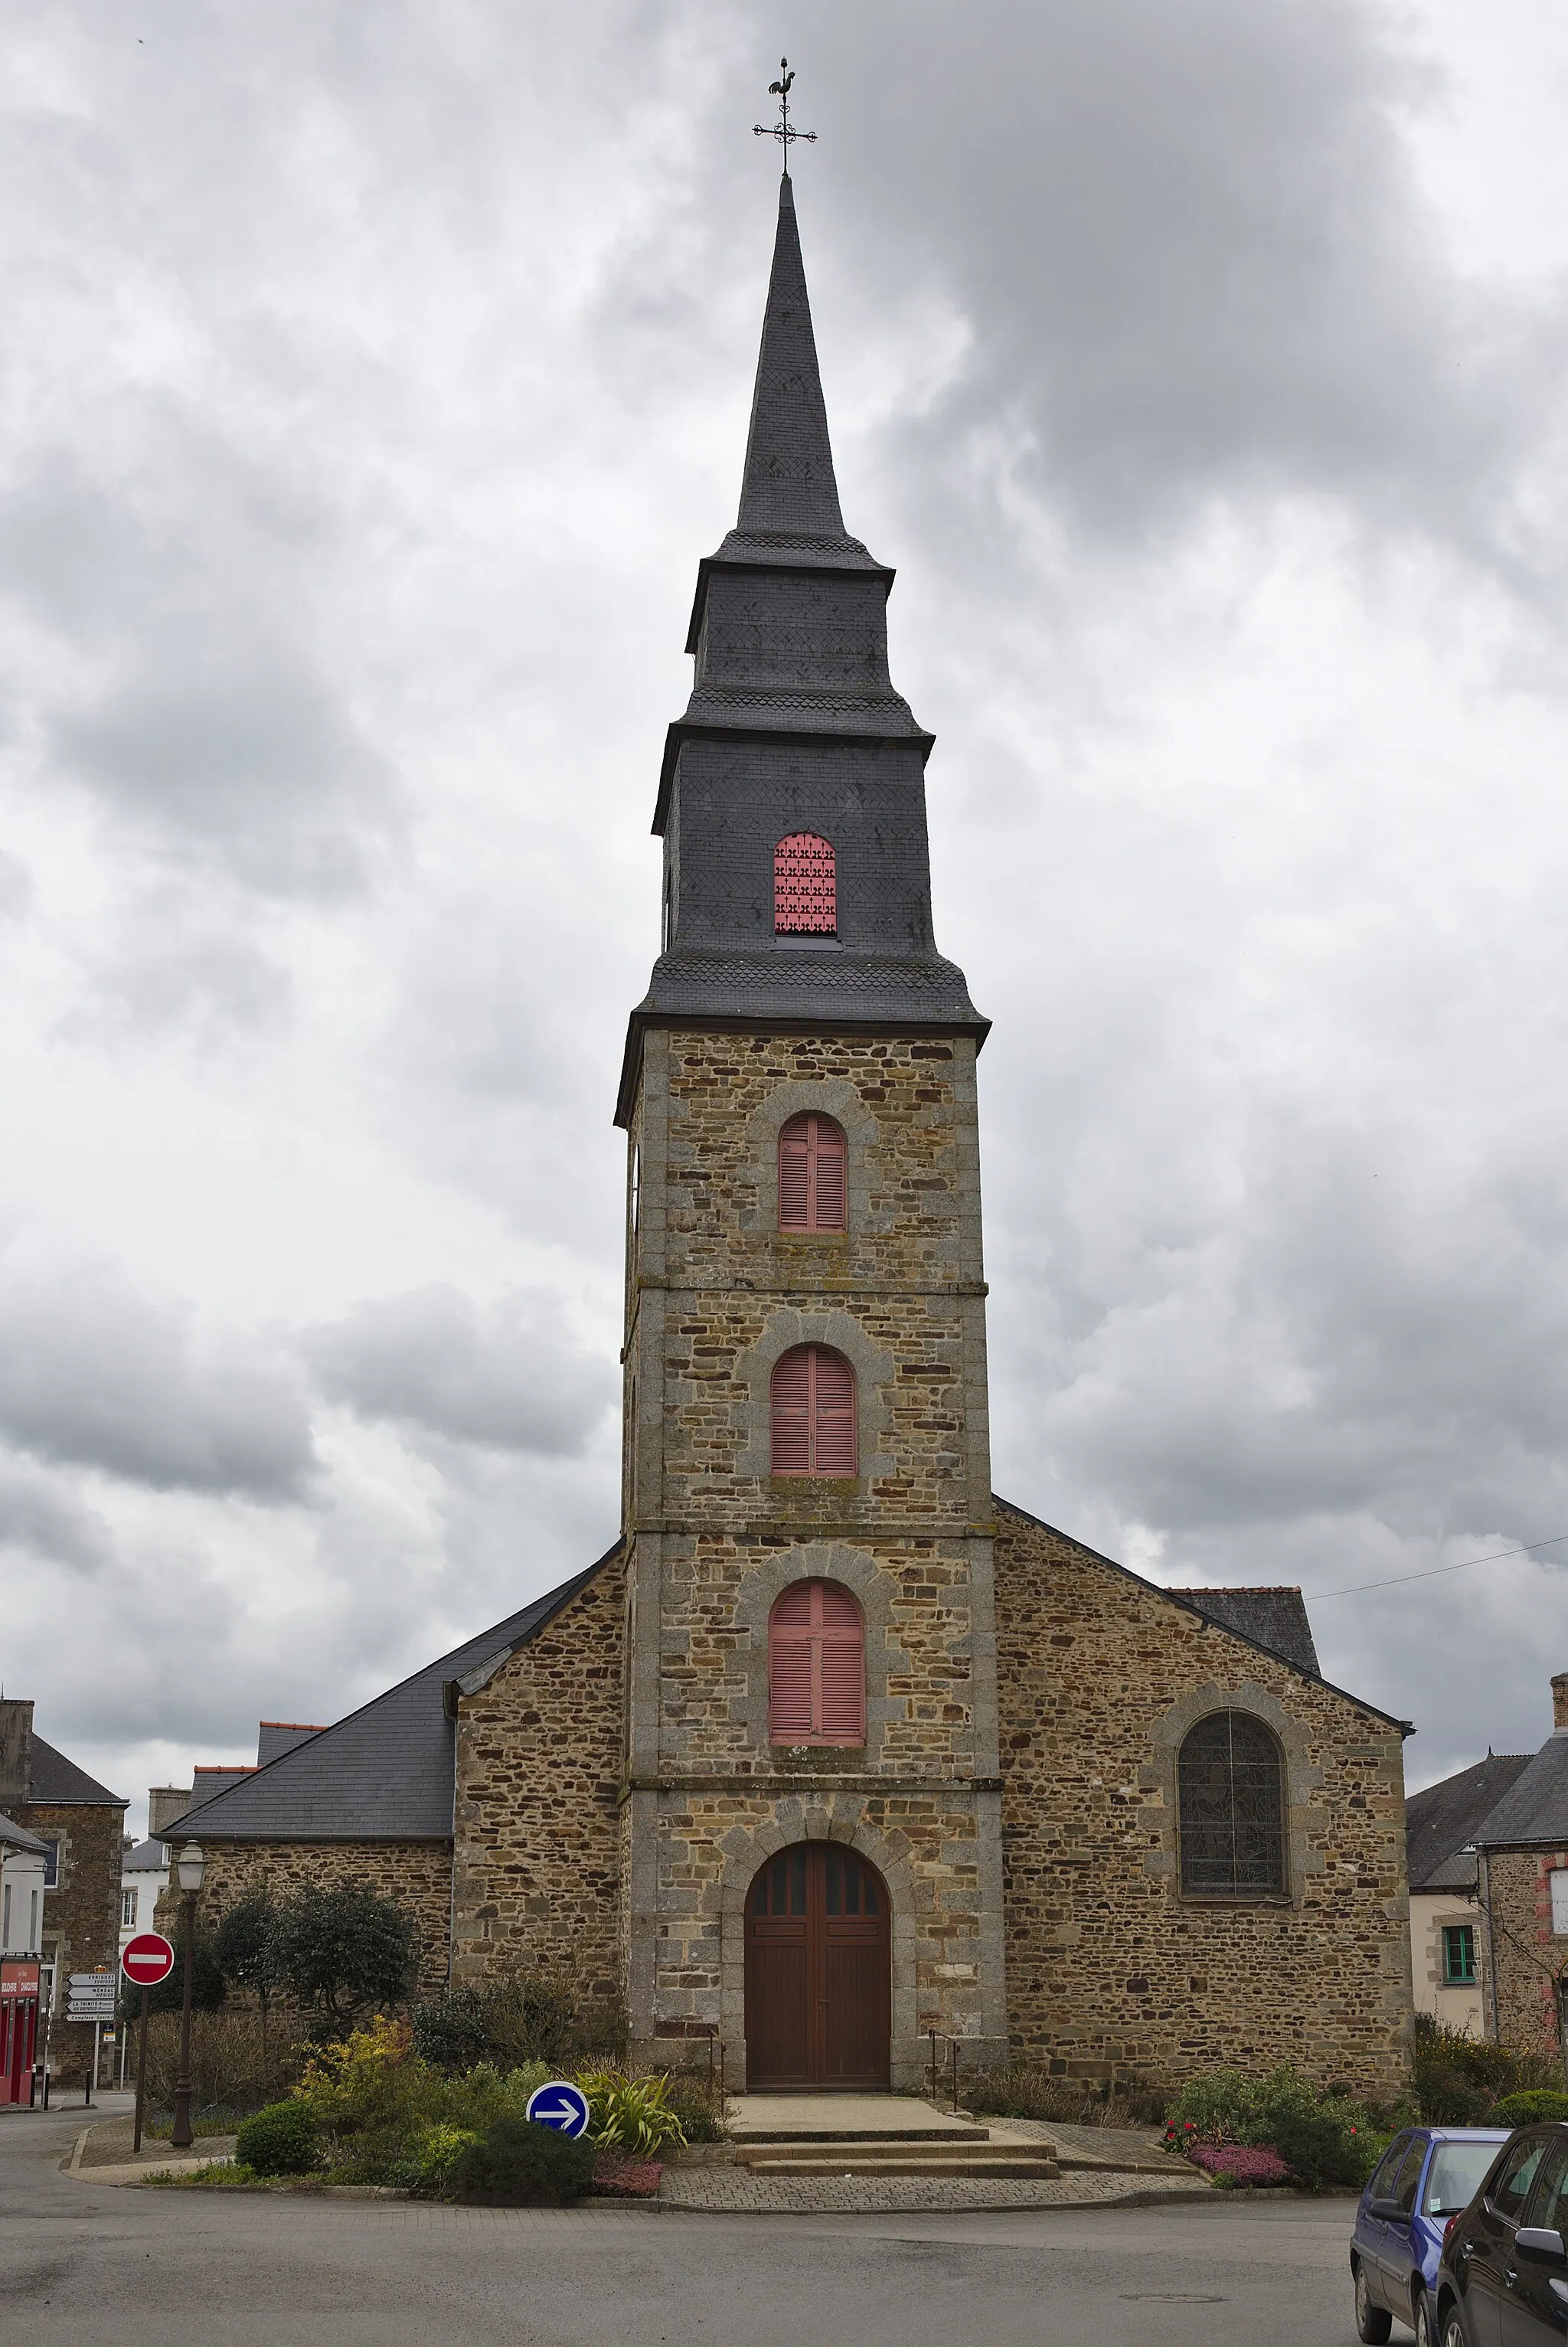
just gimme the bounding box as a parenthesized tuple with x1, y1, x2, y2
(170, 1842, 205, 2150)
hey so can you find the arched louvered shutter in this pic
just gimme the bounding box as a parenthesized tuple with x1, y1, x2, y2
(771, 1345, 857, 1478)
(774, 833, 836, 933)
(778, 1113, 848, 1233)
(769, 1579, 866, 1746)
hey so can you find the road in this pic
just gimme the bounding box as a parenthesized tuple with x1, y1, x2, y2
(2, 2094, 1367, 2346)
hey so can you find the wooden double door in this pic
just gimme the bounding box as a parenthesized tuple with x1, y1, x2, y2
(743, 1842, 890, 2089)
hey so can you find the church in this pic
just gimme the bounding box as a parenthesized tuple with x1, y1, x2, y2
(168, 172, 1413, 2098)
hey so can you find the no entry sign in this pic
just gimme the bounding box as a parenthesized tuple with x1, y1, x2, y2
(121, 1933, 176, 1989)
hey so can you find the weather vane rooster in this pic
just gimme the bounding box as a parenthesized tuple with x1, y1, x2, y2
(753, 58, 816, 161)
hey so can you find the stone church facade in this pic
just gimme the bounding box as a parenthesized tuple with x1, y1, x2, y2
(170, 175, 1413, 2096)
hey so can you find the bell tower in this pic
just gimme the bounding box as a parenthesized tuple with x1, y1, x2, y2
(616, 168, 1006, 2088)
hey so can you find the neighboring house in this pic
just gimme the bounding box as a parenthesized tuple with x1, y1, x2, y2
(1473, 1673, 1568, 2054)
(1, 1813, 48, 1957)
(1406, 1753, 1531, 2035)
(0, 1698, 126, 2082)
(163, 176, 1416, 2097)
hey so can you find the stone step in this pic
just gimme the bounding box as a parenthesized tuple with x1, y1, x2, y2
(740, 2148, 1061, 2180)
(730, 2125, 991, 2146)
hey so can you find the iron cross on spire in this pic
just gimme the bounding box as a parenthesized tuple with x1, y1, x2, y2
(753, 58, 816, 165)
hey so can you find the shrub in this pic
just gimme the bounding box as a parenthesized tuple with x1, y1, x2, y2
(1166, 2065, 1374, 2191)
(236, 2099, 319, 2178)
(577, 2068, 688, 2154)
(1412, 2017, 1563, 2123)
(1267, 2103, 1372, 2190)
(1494, 2090, 1568, 2126)
(270, 1881, 416, 2035)
(965, 2064, 1170, 2130)
(663, 2070, 726, 2144)
(411, 1971, 627, 2074)
(446, 2114, 596, 2206)
(407, 2123, 480, 2192)
(133, 1933, 227, 2018)
(138, 2009, 309, 2113)
(411, 1986, 488, 2074)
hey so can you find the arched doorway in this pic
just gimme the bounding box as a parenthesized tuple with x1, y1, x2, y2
(743, 1842, 890, 2088)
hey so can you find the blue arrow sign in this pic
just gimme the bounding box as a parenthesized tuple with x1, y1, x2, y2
(525, 2079, 591, 2138)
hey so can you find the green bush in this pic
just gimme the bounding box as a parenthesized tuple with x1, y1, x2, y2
(965, 2064, 1170, 2130)
(1267, 2103, 1374, 2190)
(577, 2067, 687, 2154)
(1167, 2065, 1374, 2190)
(406, 2123, 480, 2192)
(236, 2098, 319, 2177)
(1412, 2017, 1563, 2124)
(446, 2114, 596, 2205)
(411, 1971, 626, 2074)
(1494, 2090, 1568, 2126)
(664, 2070, 725, 2144)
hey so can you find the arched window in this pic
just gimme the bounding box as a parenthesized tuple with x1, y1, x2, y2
(778, 1113, 847, 1232)
(1178, 1711, 1285, 1896)
(771, 1345, 857, 1478)
(769, 1580, 866, 1745)
(775, 833, 836, 934)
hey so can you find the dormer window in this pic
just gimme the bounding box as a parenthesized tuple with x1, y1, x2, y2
(775, 834, 836, 934)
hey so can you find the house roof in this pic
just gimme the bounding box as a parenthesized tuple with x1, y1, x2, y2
(256, 1722, 327, 1767)
(1473, 1733, 1568, 1851)
(0, 1810, 48, 1855)
(28, 1735, 126, 1808)
(158, 1550, 616, 1844)
(122, 1837, 170, 1874)
(1406, 1752, 1534, 1890)
(993, 1495, 1410, 1731)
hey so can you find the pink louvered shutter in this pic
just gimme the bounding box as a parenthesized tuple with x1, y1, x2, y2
(769, 1580, 865, 1746)
(811, 1348, 857, 1476)
(779, 1119, 812, 1229)
(768, 1581, 817, 1741)
(812, 1118, 847, 1231)
(816, 1583, 866, 1744)
(770, 1347, 814, 1475)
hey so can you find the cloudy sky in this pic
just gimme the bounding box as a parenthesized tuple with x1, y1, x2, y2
(3, 0, 1567, 1825)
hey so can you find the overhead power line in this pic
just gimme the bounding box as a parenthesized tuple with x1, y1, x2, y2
(1306, 1529, 1568, 1602)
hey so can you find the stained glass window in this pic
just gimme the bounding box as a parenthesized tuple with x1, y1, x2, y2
(1178, 1711, 1285, 1895)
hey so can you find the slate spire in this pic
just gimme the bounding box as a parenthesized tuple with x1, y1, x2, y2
(735, 173, 846, 541)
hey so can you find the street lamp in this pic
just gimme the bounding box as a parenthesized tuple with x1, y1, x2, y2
(170, 1842, 205, 2150)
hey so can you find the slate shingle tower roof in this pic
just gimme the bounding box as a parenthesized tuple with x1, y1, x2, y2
(617, 172, 985, 1124)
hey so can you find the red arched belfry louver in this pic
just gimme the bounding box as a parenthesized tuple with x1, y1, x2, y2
(775, 833, 836, 933)
(771, 1344, 857, 1477)
(778, 1112, 847, 1232)
(769, 1579, 866, 1745)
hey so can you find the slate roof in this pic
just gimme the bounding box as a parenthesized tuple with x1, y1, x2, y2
(1179, 1588, 1320, 1677)
(1472, 1734, 1568, 1851)
(122, 1836, 171, 1874)
(0, 1810, 48, 1855)
(1406, 1753, 1534, 1890)
(257, 1722, 327, 1767)
(158, 1551, 616, 1844)
(28, 1735, 125, 1808)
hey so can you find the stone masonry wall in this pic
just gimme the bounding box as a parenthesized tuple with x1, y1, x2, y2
(995, 1505, 1412, 2094)
(163, 1839, 454, 1999)
(451, 1551, 626, 2012)
(1482, 1848, 1568, 2053)
(18, 1797, 126, 2084)
(622, 1029, 1007, 2081)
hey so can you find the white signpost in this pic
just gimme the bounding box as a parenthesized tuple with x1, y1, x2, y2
(67, 1972, 116, 2106)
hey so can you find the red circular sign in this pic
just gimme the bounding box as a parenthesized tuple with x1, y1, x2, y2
(121, 1932, 176, 1987)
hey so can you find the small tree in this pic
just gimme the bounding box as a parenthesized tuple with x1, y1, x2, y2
(271, 1881, 416, 2035)
(135, 1933, 227, 2018)
(214, 1891, 283, 2053)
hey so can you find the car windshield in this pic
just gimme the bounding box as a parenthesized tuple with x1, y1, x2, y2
(1424, 2143, 1502, 2218)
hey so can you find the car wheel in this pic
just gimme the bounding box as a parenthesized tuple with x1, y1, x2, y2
(1415, 2291, 1437, 2347)
(1356, 2261, 1393, 2345)
(1442, 2311, 1468, 2347)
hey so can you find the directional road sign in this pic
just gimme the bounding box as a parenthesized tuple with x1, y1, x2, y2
(121, 1933, 176, 1989)
(525, 2079, 590, 2137)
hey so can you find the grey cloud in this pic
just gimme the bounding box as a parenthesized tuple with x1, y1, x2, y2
(0, 1456, 113, 1574)
(786, 0, 1561, 559)
(0, 1256, 316, 1499)
(308, 1285, 615, 1456)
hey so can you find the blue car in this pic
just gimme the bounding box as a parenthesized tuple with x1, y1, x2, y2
(1353, 2126, 1512, 2345)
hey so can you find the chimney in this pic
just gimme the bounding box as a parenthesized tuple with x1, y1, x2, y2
(1553, 1674, 1568, 1734)
(0, 1698, 34, 1809)
(148, 1786, 194, 1840)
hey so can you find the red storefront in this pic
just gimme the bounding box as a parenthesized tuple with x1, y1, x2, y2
(2, 1962, 41, 2105)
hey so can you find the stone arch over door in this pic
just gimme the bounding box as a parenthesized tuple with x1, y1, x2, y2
(716, 1801, 923, 2091)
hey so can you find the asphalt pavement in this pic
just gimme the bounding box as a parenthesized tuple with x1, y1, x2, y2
(1, 2093, 1367, 2347)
